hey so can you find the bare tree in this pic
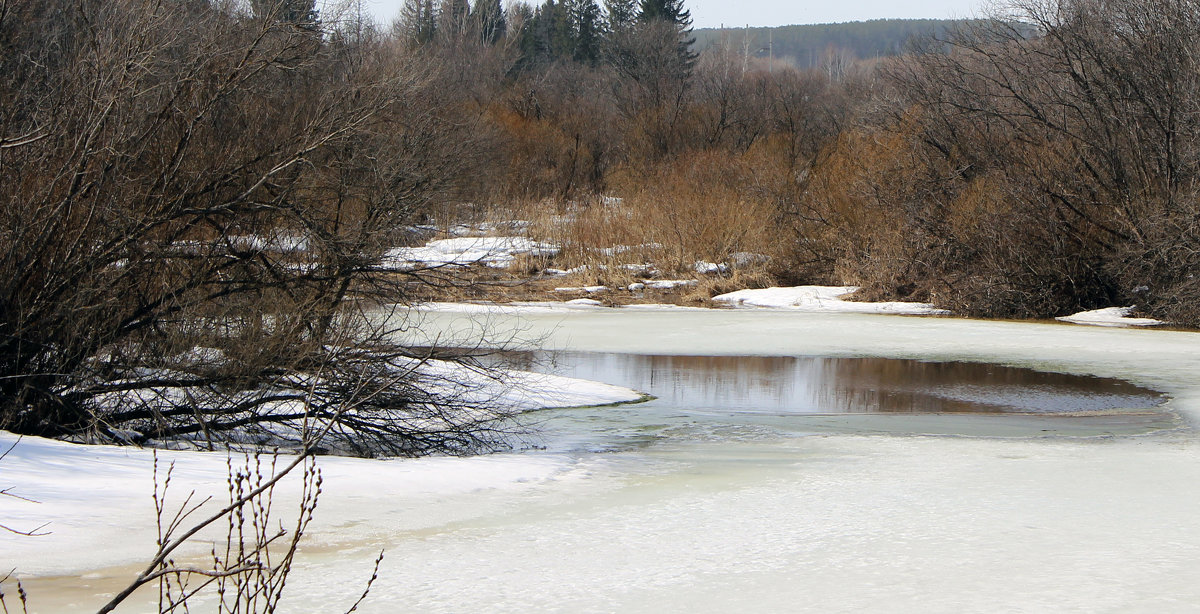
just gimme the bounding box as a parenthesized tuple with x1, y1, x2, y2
(0, 0, 520, 454)
(849, 0, 1200, 319)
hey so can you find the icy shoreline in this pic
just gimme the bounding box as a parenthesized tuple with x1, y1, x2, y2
(0, 365, 643, 579)
(6, 308, 1200, 613)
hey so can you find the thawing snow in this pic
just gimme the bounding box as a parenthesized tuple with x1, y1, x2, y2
(713, 285, 948, 315)
(694, 261, 729, 275)
(0, 364, 640, 578)
(419, 359, 640, 410)
(10, 307, 1200, 614)
(1057, 306, 1164, 327)
(448, 221, 532, 237)
(554, 286, 609, 293)
(381, 237, 558, 271)
(593, 243, 663, 256)
(644, 279, 697, 290)
(544, 266, 587, 277)
(227, 232, 310, 254)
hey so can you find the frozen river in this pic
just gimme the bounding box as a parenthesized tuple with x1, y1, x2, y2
(11, 309, 1200, 612)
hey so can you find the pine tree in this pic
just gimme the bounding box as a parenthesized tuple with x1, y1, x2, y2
(399, 0, 437, 44)
(636, 0, 695, 68)
(422, 0, 437, 41)
(638, 0, 683, 24)
(251, 0, 320, 29)
(603, 0, 636, 32)
(439, 0, 470, 36)
(472, 0, 506, 44)
(530, 0, 572, 61)
(568, 0, 603, 64)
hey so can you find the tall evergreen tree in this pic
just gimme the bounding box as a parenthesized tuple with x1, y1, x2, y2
(251, 0, 320, 29)
(399, 0, 437, 44)
(603, 0, 636, 32)
(637, 0, 688, 25)
(529, 0, 573, 61)
(472, 0, 507, 44)
(424, 0, 439, 41)
(568, 0, 603, 64)
(636, 0, 695, 68)
(439, 0, 470, 36)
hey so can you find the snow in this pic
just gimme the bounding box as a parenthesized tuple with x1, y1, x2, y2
(380, 237, 559, 271)
(15, 308, 1200, 612)
(410, 284, 947, 316)
(1056, 306, 1165, 327)
(644, 279, 697, 290)
(448, 221, 532, 237)
(694, 261, 729, 275)
(417, 359, 640, 410)
(618, 303, 710, 311)
(544, 266, 587, 277)
(593, 243, 663, 256)
(0, 361, 640, 579)
(554, 285, 609, 293)
(713, 285, 949, 315)
(228, 232, 310, 254)
(9, 304, 1200, 612)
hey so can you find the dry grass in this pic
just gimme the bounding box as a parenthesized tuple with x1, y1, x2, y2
(510, 150, 784, 287)
(407, 149, 797, 307)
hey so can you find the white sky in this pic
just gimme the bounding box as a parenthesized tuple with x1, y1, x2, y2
(359, 0, 991, 29)
(688, 0, 989, 28)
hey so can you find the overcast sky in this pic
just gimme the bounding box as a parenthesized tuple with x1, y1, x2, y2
(360, 0, 991, 28)
(688, 0, 988, 28)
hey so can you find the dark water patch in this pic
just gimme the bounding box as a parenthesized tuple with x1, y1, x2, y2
(497, 352, 1165, 415)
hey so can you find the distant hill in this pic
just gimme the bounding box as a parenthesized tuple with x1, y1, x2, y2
(693, 19, 971, 68)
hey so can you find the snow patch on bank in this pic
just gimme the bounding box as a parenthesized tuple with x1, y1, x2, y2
(415, 358, 643, 411)
(0, 364, 640, 576)
(713, 286, 948, 315)
(0, 431, 599, 577)
(1056, 306, 1164, 328)
(381, 237, 558, 271)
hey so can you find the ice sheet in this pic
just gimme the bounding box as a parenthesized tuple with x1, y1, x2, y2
(8, 309, 1200, 613)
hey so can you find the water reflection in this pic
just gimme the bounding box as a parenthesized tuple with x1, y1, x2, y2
(503, 353, 1163, 415)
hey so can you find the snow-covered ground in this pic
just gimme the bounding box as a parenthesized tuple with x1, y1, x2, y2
(713, 285, 948, 315)
(0, 365, 640, 580)
(1057, 306, 1165, 327)
(381, 236, 558, 271)
(378, 230, 1158, 327)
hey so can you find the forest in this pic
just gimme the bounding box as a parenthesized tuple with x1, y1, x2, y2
(693, 19, 970, 70)
(3, 0, 1200, 450)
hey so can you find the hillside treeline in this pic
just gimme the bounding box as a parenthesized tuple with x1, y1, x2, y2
(694, 19, 965, 69)
(3, 0, 1199, 444)
(392, 0, 1199, 324)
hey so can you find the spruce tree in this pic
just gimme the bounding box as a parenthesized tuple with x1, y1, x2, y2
(568, 0, 603, 64)
(637, 0, 686, 24)
(636, 0, 695, 68)
(251, 0, 320, 29)
(439, 0, 470, 36)
(422, 0, 437, 41)
(603, 0, 636, 32)
(399, 0, 437, 44)
(472, 0, 506, 44)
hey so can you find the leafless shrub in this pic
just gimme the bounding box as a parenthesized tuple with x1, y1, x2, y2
(97, 446, 382, 613)
(0, 573, 30, 614)
(0, 0, 521, 452)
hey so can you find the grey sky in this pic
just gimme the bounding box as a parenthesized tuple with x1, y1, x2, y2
(360, 0, 990, 29)
(688, 1, 988, 29)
